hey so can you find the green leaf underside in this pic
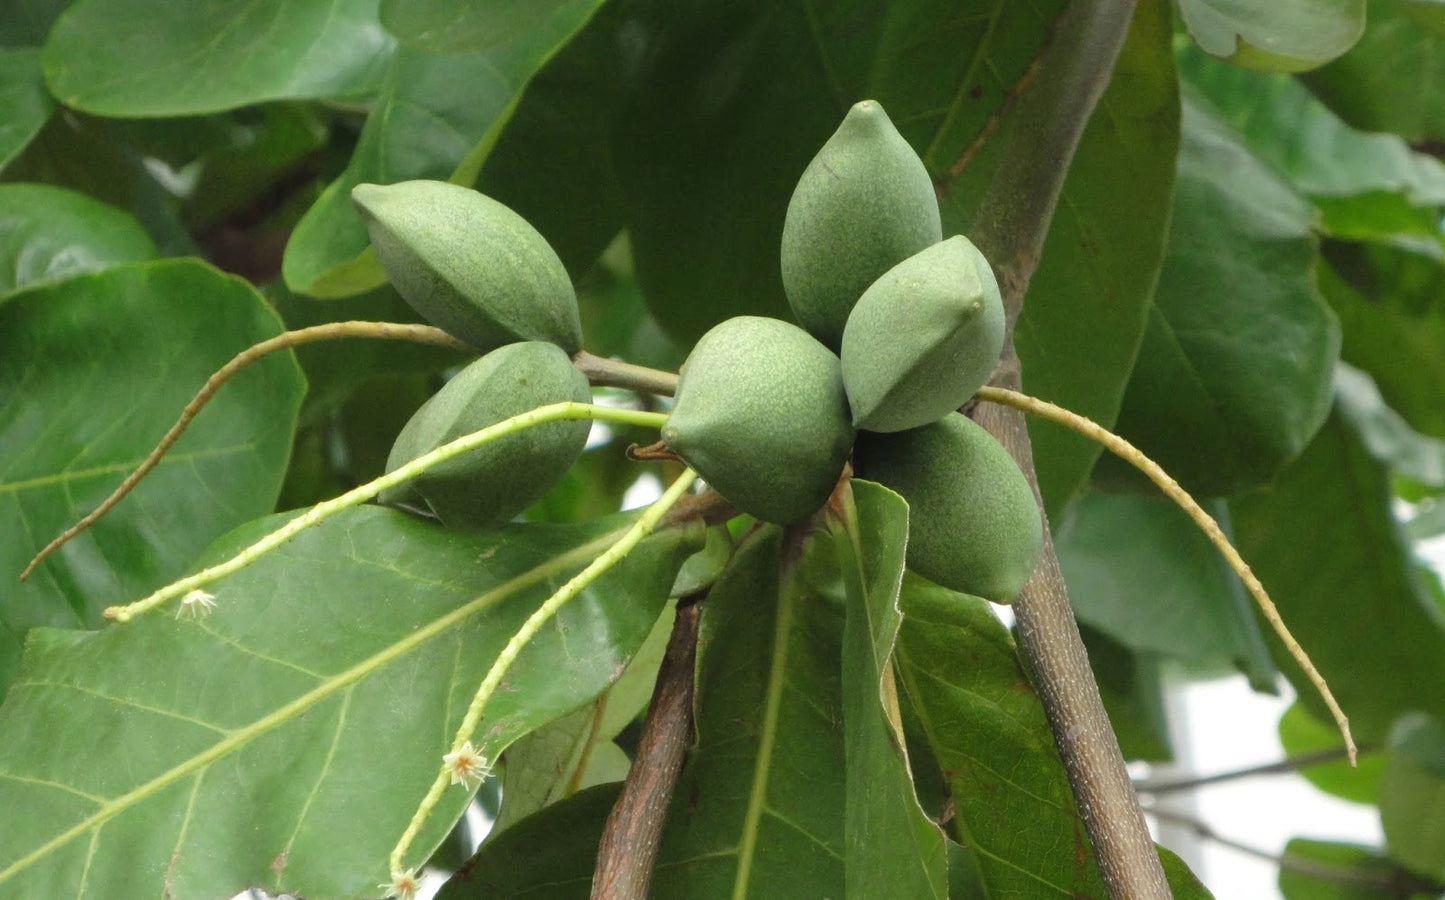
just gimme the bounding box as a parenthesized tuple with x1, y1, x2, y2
(1278, 838, 1420, 900)
(1177, 0, 1364, 72)
(41, 0, 395, 116)
(942, 0, 1181, 513)
(1231, 410, 1445, 742)
(283, 1, 600, 297)
(0, 47, 52, 169)
(652, 526, 848, 897)
(0, 259, 302, 698)
(1098, 90, 1339, 498)
(1055, 490, 1274, 687)
(0, 183, 156, 297)
(832, 480, 948, 898)
(1278, 702, 1382, 806)
(0, 505, 699, 897)
(895, 577, 1212, 897)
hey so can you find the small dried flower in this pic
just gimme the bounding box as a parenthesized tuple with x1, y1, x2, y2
(443, 741, 491, 789)
(176, 589, 218, 621)
(382, 869, 419, 900)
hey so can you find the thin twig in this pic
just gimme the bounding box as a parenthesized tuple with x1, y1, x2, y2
(573, 351, 679, 397)
(102, 402, 669, 623)
(1147, 807, 1445, 896)
(592, 594, 704, 899)
(977, 386, 1356, 765)
(1135, 746, 1367, 796)
(20, 322, 468, 581)
(389, 467, 699, 879)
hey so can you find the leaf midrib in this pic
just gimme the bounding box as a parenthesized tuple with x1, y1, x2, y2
(0, 525, 625, 884)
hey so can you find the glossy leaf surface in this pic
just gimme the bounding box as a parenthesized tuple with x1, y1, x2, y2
(0, 48, 51, 168)
(0, 260, 302, 696)
(0, 505, 698, 897)
(42, 0, 394, 115)
(1176, 0, 1364, 72)
(0, 183, 155, 296)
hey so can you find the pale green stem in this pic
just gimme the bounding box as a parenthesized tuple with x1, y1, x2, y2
(388, 466, 699, 878)
(976, 385, 1356, 765)
(104, 403, 669, 624)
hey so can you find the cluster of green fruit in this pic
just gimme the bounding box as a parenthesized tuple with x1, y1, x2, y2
(351, 100, 1042, 604)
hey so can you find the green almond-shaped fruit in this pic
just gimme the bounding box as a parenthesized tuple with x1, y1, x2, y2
(780, 99, 942, 350)
(662, 316, 854, 524)
(854, 414, 1041, 603)
(352, 180, 583, 353)
(379, 341, 591, 529)
(841, 235, 1004, 433)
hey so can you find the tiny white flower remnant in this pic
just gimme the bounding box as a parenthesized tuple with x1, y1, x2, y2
(383, 868, 420, 900)
(176, 589, 218, 620)
(443, 741, 491, 789)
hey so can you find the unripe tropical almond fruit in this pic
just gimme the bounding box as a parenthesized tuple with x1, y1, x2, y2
(841, 235, 1004, 433)
(352, 180, 583, 353)
(379, 341, 591, 529)
(780, 99, 941, 350)
(662, 316, 854, 524)
(854, 413, 1041, 603)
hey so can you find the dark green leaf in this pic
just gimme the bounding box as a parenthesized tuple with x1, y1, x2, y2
(1381, 714, 1445, 881)
(1078, 624, 1174, 762)
(41, 0, 394, 116)
(1176, 0, 1364, 72)
(1176, 43, 1445, 239)
(895, 576, 1209, 895)
(832, 480, 948, 898)
(1096, 90, 1339, 497)
(652, 526, 848, 897)
(0, 259, 303, 696)
(1334, 364, 1445, 489)
(0, 0, 68, 48)
(0, 113, 142, 212)
(283, 5, 599, 297)
(943, 0, 1180, 512)
(1301, 0, 1445, 142)
(1055, 490, 1275, 687)
(1279, 838, 1434, 900)
(381, 0, 603, 54)
(0, 48, 52, 169)
(0, 505, 699, 896)
(438, 782, 622, 899)
(1322, 241, 1445, 439)
(1231, 410, 1445, 741)
(1278, 702, 1383, 805)
(0, 183, 156, 296)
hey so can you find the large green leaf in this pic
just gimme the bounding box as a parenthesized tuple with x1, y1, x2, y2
(438, 782, 622, 899)
(0, 183, 156, 296)
(282, 4, 598, 298)
(0, 505, 699, 896)
(1097, 90, 1338, 497)
(894, 576, 1210, 896)
(940, 0, 1180, 512)
(1231, 409, 1445, 742)
(381, 0, 600, 54)
(1176, 43, 1445, 239)
(1301, 0, 1445, 143)
(1380, 714, 1445, 881)
(1322, 243, 1445, 439)
(1176, 0, 1364, 72)
(41, 0, 394, 116)
(831, 480, 948, 898)
(1054, 489, 1274, 687)
(0, 259, 303, 696)
(652, 526, 848, 897)
(0, 48, 51, 169)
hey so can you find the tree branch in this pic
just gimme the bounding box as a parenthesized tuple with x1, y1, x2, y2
(961, 1, 1173, 897)
(591, 596, 703, 899)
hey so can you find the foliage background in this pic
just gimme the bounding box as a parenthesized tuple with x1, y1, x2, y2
(2, 0, 1445, 898)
